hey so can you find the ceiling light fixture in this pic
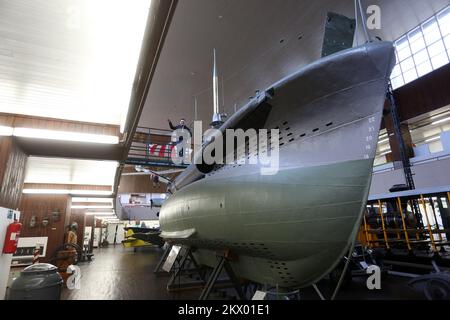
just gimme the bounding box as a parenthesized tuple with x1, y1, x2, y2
(432, 117, 450, 126)
(102, 218, 120, 223)
(13, 127, 119, 144)
(72, 205, 113, 209)
(377, 138, 389, 144)
(86, 212, 115, 216)
(0, 125, 119, 144)
(23, 189, 113, 196)
(425, 136, 440, 143)
(72, 197, 114, 203)
(431, 112, 450, 120)
(0, 126, 13, 136)
(0, 1, 151, 132)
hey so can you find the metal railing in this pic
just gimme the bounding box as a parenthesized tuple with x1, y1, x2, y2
(359, 191, 450, 254)
(126, 126, 189, 168)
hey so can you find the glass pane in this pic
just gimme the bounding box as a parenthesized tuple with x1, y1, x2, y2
(395, 51, 401, 64)
(431, 51, 449, 69)
(410, 36, 426, 54)
(408, 27, 423, 42)
(423, 17, 441, 45)
(438, 7, 450, 37)
(391, 64, 402, 78)
(439, 17, 450, 37)
(403, 68, 418, 84)
(428, 40, 446, 57)
(400, 56, 415, 72)
(416, 61, 432, 77)
(391, 75, 404, 89)
(429, 140, 444, 153)
(395, 36, 409, 51)
(438, 5, 450, 18)
(397, 45, 412, 61)
(413, 48, 429, 65)
(374, 156, 387, 167)
(442, 197, 449, 209)
(444, 34, 450, 50)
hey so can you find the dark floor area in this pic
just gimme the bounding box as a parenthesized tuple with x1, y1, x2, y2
(61, 246, 424, 300)
(61, 245, 199, 300)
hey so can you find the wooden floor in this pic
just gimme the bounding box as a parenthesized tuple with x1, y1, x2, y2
(61, 245, 424, 300)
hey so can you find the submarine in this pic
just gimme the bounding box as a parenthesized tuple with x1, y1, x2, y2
(159, 41, 396, 288)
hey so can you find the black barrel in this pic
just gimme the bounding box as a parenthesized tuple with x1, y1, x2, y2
(8, 263, 63, 300)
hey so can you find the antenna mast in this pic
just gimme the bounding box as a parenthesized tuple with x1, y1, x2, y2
(211, 49, 223, 128)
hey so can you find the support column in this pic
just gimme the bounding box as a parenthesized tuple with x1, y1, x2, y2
(382, 102, 415, 167)
(0, 137, 27, 210)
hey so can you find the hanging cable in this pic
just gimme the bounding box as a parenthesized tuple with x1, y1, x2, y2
(354, 0, 360, 46)
(358, 0, 371, 42)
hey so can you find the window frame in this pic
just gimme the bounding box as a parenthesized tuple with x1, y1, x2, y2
(391, 6, 450, 89)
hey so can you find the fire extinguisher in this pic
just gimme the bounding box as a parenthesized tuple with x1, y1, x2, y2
(3, 215, 22, 254)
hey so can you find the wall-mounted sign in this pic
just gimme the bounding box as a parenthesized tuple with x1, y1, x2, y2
(12, 237, 48, 259)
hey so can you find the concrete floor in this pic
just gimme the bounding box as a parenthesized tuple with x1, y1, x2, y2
(61, 246, 424, 300)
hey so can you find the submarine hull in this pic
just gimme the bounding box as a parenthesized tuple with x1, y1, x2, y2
(160, 41, 396, 288)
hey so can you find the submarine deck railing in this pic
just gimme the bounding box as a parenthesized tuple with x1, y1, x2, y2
(126, 126, 190, 168)
(360, 191, 450, 255)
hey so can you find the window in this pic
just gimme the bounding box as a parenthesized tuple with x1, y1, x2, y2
(391, 6, 450, 89)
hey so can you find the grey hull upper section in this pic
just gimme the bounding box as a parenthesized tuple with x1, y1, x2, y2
(170, 41, 396, 191)
(160, 41, 396, 288)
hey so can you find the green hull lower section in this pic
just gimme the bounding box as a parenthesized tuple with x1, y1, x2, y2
(160, 159, 373, 288)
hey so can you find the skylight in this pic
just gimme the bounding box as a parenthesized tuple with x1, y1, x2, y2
(391, 5, 450, 89)
(0, 0, 151, 131)
(24, 157, 118, 186)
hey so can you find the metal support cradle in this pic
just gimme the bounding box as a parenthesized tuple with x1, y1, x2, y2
(153, 243, 172, 274)
(167, 246, 204, 290)
(199, 254, 246, 300)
